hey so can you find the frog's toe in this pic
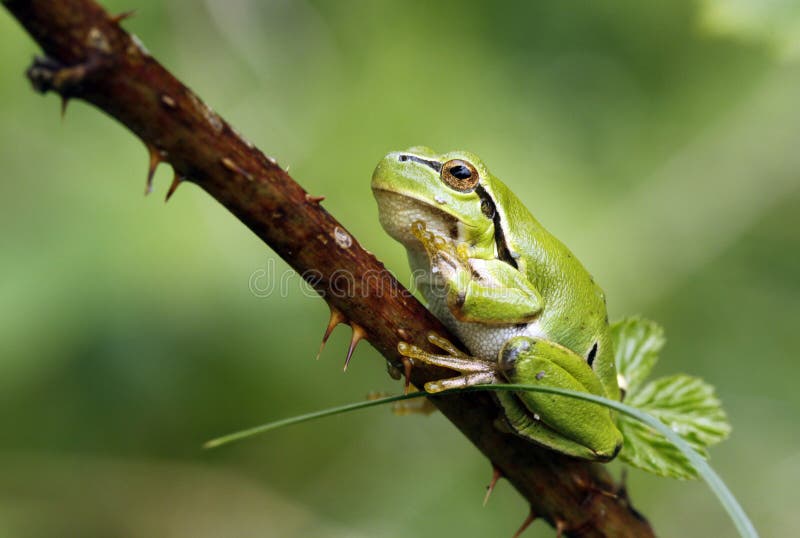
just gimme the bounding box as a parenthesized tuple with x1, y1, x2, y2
(426, 332, 470, 358)
(423, 379, 448, 393)
(410, 221, 430, 241)
(424, 371, 497, 393)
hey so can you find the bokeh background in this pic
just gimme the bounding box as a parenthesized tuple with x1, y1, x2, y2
(1, 1, 798, 536)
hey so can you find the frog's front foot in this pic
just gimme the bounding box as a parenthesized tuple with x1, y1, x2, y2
(397, 332, 499, 393)
(410, 221, 470, 280)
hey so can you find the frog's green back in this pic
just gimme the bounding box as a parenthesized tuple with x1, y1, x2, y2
(483, 174, 620, 400)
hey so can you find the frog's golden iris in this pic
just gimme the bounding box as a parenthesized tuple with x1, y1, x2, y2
(440, 159, 480, 192)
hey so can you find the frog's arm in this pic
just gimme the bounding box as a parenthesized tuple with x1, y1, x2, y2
(447, 258, 542, 324)
(413, 223, 542, 323)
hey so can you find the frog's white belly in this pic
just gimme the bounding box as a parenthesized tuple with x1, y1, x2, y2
(424, 287, 546, 361)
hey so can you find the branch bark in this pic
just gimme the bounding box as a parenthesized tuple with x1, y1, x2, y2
(3, 1, 655, 536)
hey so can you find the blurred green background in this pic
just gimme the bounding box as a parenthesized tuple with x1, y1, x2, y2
(1, 1, 798, 536)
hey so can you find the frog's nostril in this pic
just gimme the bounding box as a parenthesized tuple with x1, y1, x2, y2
(398, 154, 409, 162)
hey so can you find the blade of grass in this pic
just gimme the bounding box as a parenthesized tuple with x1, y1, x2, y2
(203, 391, 426, 449)
(204, 384, 758, 538)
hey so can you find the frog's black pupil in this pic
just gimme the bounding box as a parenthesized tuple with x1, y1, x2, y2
(449, 165, 472, 179)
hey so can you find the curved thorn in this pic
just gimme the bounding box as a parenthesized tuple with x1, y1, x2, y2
(401, 357, 413, 395)
(110, 10, 136, 23)
(511, 507, 537, 538)
(555, 519, 567, 538)
(145, 144, 161, 195)
(343, 322, 367, 372)
(483, 465, 503, 507)
(59, 95, 69, 119)
(316, 305, 346, 360)
(574, 473, 619, 502)
(305, 193, 325, 203)
(590, 485, 619, 500)
(165, 171, 183, 202)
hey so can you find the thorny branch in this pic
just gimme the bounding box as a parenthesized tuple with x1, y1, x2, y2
(3, 1, 655, 536)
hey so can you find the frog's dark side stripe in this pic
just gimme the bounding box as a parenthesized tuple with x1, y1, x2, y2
(398, 154, 443, 173)
(475, 185, 519, 270)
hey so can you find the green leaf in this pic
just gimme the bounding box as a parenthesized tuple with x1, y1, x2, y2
(618, 374, 731, 479)
(618, 414, 697, 479)
(611, 317, 665, 395)
(612, 319, 732, 479)
(629, 375, 731, 450)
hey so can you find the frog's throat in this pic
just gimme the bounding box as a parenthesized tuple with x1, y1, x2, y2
(373, 188, 470, 226)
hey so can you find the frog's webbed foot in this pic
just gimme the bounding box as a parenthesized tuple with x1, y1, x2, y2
(397, 332, 499, 393)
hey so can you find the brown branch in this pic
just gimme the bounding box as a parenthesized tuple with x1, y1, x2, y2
(3, 1, 654, 536)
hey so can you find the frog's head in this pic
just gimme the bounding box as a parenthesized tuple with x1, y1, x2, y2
(371, 147, 499, 250)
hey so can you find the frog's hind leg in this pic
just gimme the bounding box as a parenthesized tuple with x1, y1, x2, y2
(397, 332, 500, 394)
(398, 344, 497, 394)
(426, 371, 497, 392)
(398, 341, 493, 373)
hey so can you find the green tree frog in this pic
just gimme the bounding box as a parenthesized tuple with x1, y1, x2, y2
(372, 147, 623, 461)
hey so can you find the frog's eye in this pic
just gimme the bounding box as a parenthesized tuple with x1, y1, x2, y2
(441, 159, 480, 192)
